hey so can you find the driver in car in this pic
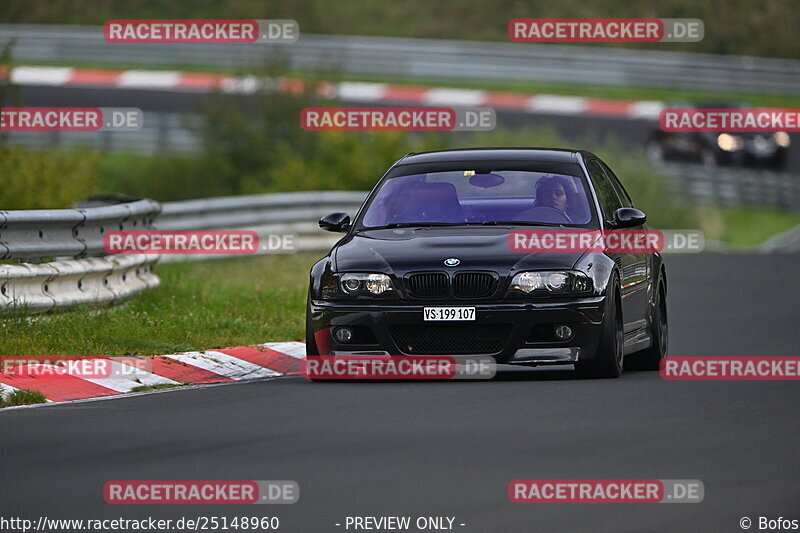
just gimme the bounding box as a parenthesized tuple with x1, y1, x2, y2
(537, 175, 570, 213)
(515, 174, 577, 223)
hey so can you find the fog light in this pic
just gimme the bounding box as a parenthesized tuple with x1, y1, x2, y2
(334, 327, 353, 343)
(554, 325, 573, 340)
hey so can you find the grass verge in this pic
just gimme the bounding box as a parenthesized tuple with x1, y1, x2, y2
(701, 207, 800, 249)
(0, 388, 48, 408)
(0, 252, 320, 356)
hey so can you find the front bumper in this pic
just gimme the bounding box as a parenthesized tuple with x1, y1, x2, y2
(308, 297, 607, 364)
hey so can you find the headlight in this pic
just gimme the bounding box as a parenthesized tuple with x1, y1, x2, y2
(339, 273, 395, 296)
(775, 132, 790, 148)
(510, 271, 592, 295)
(717, 133, 743, 152)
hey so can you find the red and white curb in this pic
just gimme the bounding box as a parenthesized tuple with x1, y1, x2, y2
(0, 342, 306, 406)
(5, 65, 664, 120)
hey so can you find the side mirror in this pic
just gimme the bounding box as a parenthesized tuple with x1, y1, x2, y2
(319, 212, 351, 233)
(610, 208, 647, 229)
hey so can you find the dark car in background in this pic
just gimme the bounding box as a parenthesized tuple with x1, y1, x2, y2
(306, 148, 667, 379)
(647, 102, 790, 169)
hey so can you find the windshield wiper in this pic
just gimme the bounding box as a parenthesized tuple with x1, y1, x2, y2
(361, 222, 469, 230)
(357, 221, 574, 231)
(478, 221, 570, 228)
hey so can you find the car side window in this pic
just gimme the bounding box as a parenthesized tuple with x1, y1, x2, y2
(585, 159, 623, 222)
(598, 161, 634, 208)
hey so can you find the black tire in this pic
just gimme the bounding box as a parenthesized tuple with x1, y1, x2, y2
(575, 276, 623, 379)
(305, 293, 325, 382)
(629, 281, 667, 371)
(305, 292, 319, 356)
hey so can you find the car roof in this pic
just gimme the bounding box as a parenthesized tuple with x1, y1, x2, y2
(396, 147, 597, 166)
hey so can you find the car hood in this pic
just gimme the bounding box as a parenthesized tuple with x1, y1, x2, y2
(333, 227, 588, 276)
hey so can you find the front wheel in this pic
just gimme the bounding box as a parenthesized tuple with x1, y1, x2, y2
(575, 277, 623, 379)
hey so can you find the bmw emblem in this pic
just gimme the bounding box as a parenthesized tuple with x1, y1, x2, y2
(444, 258, 460, 267)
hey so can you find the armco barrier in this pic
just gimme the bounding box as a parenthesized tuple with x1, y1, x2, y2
(0, 254, 159, 313)
(655, 164, 800, 210)
(0, 199, 160, 260)
(0, 192, 367, 313)
(156, 191, 367, 230)
(0, 199, 161, 313)
(155, 191, 368, 262)
(77, 199, 161, 256)
(0, 209, 85, 260)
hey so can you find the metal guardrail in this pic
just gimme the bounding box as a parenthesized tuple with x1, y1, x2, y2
(156, 191, 367, 262)
(157, 191, 366, 230)
(0, 254, 160, 313)
(0, 198, 161, 313)
(656, 164, 800, 210)
(1, 24, 800, 94)
(0, 192, 366, 313)
(0, 199, 161, 260)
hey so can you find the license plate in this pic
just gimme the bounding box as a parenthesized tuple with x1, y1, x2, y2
(423, 307, 476, 321)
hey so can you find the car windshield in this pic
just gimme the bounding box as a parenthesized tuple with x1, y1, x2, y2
(359, 169, 596, 228)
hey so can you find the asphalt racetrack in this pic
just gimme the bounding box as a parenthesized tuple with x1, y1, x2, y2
(2, 253, 799, 532)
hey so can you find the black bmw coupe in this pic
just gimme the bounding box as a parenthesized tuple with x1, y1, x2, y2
(306, 148, 667, 378)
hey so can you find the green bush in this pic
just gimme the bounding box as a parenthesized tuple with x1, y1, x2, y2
(99, 152, 233, 201)
(0, 147, 102, 209)
(266, 131, 443, 191)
